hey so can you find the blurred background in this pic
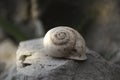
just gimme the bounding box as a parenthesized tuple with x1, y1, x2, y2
(0, 0, 120, 79)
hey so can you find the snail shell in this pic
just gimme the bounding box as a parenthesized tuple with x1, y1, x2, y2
(43, 26, 87, 60)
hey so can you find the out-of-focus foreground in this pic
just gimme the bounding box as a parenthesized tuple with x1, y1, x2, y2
(0, 0, 120, 80)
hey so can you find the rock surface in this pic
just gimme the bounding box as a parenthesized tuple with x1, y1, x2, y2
(0, 39, 17, 80)
(16, 38, 120, 80)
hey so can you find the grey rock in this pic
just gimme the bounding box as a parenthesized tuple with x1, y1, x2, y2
(0, 39, 17, 80)
(85, 0, 120, 62)
(0, 62, 5, 74)
(0, 63, 16, 80)
(16, 38, 120, 80)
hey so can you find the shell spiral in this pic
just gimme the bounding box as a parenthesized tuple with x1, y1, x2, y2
(43, 26, 87, 60)
(50, 27, 76, 47)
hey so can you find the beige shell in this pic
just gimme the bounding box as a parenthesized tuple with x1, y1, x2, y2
(43, 26, 87, 60)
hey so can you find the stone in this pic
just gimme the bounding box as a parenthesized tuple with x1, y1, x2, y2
(0, 39, 17, 80)
(16, 38, 120, 80)
(83, 0, 120, 62)
(0, 39, 17, 63)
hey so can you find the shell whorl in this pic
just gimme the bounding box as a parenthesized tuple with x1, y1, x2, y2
(49, 27, 76, 47)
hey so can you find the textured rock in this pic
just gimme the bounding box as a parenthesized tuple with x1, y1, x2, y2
(16, 38, 120, 80)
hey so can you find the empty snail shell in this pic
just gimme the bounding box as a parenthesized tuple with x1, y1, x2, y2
(43, 26, 87, 60)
